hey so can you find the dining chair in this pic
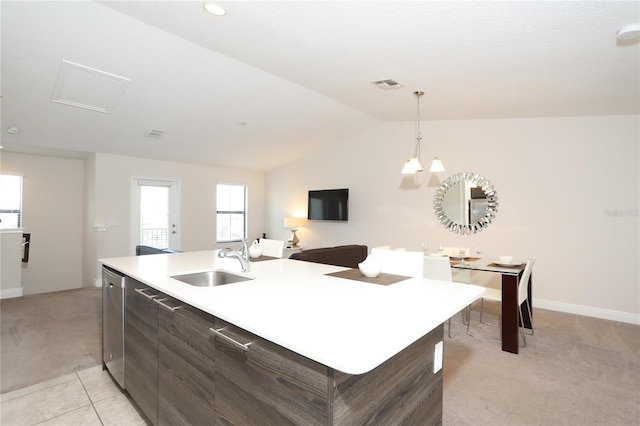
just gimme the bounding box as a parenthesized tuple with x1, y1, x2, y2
(370, 248, 424, 277)
(479, 258, 536, 346)
(437, 246, 471, 282)
(423, 255, 469, 338)
(258, 239, 285, 258)
(423, 255, 453, 281)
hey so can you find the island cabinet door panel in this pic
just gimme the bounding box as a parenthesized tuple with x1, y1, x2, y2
(157, 298, 216, 426)
(331, 324, 444, 426)
(213, 319, 330, 426)
(124, 278, 160, 425)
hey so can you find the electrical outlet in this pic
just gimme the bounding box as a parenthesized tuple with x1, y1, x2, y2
(433, 340, 443, 373)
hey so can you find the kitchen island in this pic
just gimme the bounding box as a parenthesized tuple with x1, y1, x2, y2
(102, 250, 484, 425)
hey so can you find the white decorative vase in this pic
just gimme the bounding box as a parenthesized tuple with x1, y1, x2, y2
(358, 255, 383, 278)
(249, 240, 263, 258)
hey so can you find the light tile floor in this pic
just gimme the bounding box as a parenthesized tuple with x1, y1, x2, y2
(1, 365, 150, 426)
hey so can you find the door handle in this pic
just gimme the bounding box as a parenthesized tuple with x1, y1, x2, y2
(134, 287, 158, 300)
(209, 327, 252, 352)
(154, 298, 182, 312)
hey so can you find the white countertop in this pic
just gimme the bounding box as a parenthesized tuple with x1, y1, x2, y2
(101, 250, 484, 375)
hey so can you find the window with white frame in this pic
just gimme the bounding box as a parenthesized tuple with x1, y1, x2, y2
(216, 184, 247, 242)
(0, 174, 23, 229)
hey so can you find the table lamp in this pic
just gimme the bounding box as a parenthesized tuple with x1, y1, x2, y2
(283, 217, 306, 248)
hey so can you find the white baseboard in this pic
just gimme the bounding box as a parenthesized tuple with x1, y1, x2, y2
(1, 287, 24, 299)
(534, 298, 640, 325)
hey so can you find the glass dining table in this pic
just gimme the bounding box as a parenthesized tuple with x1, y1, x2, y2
(450, 257, 531, 354)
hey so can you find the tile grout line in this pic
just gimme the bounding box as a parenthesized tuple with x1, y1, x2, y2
(1, 373, 77, 403)
(76, 370, 105, 426)
(3, 374, 95, 426)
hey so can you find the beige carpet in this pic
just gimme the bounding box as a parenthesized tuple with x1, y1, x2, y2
(1, 287, 639, 425)
(0, 287, 102, 394)
(444, 305, 640, 425)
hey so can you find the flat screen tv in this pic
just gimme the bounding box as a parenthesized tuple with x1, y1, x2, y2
(308, 189, 349, 221)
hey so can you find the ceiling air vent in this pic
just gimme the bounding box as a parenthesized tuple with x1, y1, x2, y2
(372, 79, 403, 90)
(145, 129, 165, 138)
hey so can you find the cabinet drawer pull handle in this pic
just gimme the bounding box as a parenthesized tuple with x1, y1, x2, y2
(209, 327, 252, 352)
(134, 287, 157, 299)
(154, 298, 182, 312)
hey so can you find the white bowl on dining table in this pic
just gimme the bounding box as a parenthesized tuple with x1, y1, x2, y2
(499, 255, 514, 264)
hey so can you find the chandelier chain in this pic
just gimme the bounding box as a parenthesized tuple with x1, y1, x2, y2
(414, 91, 424, 156)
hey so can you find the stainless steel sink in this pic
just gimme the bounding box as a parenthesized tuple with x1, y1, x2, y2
(170, 270, 253, 287)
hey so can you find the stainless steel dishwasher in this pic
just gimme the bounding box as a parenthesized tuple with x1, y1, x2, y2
(102, 266, 125, 388)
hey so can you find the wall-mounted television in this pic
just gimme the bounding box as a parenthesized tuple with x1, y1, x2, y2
(308, 189, 349, 221)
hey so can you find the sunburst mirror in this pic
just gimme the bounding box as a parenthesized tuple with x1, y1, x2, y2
(433, 171, 498, 235)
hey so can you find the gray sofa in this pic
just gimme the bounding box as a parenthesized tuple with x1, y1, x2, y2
(135, 245, 182, 256)
(289, 244, 367, 269)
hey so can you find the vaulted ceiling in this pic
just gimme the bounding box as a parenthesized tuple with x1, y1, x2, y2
(2, 1, 638, 171)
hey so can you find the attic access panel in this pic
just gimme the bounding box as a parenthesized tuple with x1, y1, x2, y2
(51, 60, 130, 113)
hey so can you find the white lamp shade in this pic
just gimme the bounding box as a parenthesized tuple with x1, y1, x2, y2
(284, 217, 306, 229)
(401, 157, 424, 174)
(429, 157, 445, 172)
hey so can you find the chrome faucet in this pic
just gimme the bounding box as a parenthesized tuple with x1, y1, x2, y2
(217, 236, 250, 272)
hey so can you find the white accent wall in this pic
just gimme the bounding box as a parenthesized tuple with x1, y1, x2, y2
(2, 115, 637, 323)
(0, 152, 84, 295)
(1, 151, 265, 294)
(265, 115, 640, 323)
(0, 230, 24, 298)
(86, 153, 265, 287)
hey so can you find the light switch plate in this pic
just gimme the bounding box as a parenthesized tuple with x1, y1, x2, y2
(434, 340, 443, 373)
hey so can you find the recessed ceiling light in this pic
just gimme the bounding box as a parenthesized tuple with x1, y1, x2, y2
(617, 23, 640, 40)
(203, 3, 226, 16)
(7, 127, 21, 134)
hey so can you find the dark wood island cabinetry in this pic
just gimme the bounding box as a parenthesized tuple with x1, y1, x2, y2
(124, 277, 217, 425)
(124, 277, 158, 425)
(101, 254, 482, 426)
(122, 274, 443, 425)
(215, 318, 443, 425)
(158, 296, 216, 425)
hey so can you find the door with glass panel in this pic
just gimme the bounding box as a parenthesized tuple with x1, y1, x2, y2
(132, 179, 180, 253)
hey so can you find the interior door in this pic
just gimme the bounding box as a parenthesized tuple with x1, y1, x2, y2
(131, 178, 180, 253)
